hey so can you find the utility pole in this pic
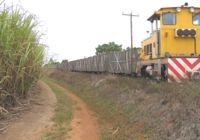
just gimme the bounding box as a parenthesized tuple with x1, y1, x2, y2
(122, 12, 139, 74)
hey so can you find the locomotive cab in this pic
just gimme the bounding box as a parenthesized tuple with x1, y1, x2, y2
(140, 3, 200, 81)
(141, 3, 200, 60)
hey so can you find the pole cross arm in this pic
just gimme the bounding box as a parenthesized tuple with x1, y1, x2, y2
(122, 13, 139, 17)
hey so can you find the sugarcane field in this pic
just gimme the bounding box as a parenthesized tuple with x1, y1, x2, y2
(1, 1, 200, 140)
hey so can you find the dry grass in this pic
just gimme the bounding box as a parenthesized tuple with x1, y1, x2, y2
(49, 70, 200, 140)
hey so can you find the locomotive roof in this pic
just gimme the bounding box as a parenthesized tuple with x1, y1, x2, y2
(147, 5, 200, 22)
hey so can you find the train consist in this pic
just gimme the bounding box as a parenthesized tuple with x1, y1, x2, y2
(59, 3, 200, 82)
(58, 49, 140, 74)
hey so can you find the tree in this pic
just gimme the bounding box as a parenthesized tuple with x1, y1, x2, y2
(95, 42, 122, 55)
(48, 58, 59, 65)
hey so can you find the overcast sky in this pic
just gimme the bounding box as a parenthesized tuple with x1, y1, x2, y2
(6, 0, 200, 61)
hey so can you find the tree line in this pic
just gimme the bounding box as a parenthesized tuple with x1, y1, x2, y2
(95, 42, 139, 55)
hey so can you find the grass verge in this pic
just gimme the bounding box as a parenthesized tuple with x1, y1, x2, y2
(47, 71, 151, 140)
(48, 70, 200, 140)
(40, 78, 73, 140)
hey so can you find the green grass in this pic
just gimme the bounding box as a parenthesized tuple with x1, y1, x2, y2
(40, 78, 73, 140)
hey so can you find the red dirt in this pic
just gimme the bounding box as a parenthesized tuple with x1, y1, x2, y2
(51, 83, 99, 140)
(0, 79, 99, 140)
(0, 81, 57, 140)
(67, 93, 99, 140)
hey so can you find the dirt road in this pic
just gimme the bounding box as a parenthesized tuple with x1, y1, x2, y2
(0, 81, 57, 140)
(51, 83, 99, 140)
(0, 79, 99, 140)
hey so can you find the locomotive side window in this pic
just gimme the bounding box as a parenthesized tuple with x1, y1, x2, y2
(149, 44, 152, 54)
(144, 45, 148, 55)
(144, 44, 152, 55)
(193, 13, 200, 25)
(162, 13, 176, 25)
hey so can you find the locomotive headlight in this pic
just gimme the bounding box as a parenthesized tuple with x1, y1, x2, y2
(190, 7, 195, 13)
(176, 29, 196, 37)
(190, 29, 196, 37)
(176, 7, 181, 12)
(177, 29, 184, 36)
(184, 29, 190, 36)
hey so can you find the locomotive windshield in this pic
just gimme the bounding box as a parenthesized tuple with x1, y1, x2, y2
(162, 13, 176, 25)
(193, 13, 200, 25)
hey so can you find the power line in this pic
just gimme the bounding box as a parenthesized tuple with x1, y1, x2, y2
(122, 12, 139, 74)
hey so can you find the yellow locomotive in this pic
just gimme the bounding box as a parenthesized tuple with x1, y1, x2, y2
(140, 3, 200, 82)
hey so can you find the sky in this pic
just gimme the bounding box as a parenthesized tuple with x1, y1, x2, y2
(5, 0, 200, 61)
